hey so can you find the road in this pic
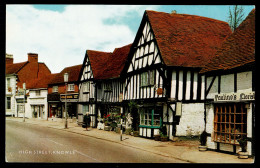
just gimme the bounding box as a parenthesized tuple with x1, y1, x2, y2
(6, 120, 188, 163)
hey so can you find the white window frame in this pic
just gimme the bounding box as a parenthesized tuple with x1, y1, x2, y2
(83, 82, 90, 93)
(52, 86, 58, 93)
(68, 84, 75, 91)
(140, 70, 155, 87)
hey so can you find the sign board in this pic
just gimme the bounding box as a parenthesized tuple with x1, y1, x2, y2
(214, 92, 255, 102)
(60, 94, 79, 102)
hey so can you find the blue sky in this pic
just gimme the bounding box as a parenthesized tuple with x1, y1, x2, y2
(7, 5, 255, 73)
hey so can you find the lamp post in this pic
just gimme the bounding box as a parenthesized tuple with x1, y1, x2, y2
(23, 83, 26, 122)
(64, 73, 69, 129)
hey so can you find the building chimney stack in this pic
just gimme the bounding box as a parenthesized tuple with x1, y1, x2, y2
(28, 53, 38, 63)
(171, 10, 177, 14)
(6, 53, 13, 64)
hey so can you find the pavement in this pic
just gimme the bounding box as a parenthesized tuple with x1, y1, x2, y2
(5, 117, 255, 164)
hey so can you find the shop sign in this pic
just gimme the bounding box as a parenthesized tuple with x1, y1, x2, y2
(60, 94, 79, 102)
(214, 92, 255, 102)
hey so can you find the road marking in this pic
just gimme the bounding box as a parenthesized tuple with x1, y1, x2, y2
(73, 150, 102, 162)
(47, 139, 64, 146)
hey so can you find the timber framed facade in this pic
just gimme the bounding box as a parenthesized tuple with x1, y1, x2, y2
(200, 9, 255, 156)
(121, 10, 232, 139)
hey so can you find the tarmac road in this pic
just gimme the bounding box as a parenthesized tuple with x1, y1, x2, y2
(5, 120, 188, 163)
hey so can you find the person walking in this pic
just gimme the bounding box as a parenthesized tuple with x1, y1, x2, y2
(83, 112, 91, 131)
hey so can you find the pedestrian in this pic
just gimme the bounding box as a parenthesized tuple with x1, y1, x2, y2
(83, 112, 91, 131)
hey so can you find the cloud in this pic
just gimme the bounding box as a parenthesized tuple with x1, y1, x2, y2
(6, 5, 159, 73)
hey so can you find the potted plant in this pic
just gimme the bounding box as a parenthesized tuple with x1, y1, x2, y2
(160, 126, 169, 142)
(199, 131, 207, 151)
(160, 134, 169, 142)
(238, 135, 249, 159)
(154, 134, 161, 141)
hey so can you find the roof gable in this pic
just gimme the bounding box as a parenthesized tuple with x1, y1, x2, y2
(49, 64, 82, 85)
(200, 9, 255, 73)
(5, 61, 28, 74)
(127, 10, 232, 69)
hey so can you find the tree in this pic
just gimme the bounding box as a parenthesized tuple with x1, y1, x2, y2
(227, 5, 245, 32)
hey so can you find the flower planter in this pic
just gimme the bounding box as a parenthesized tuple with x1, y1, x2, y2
(133, 131, 139, 137)
(198, 145, 207, 151)
(160, 136, 169, 142)
(238, 151, 249, 159)
(104, 126, 111, 131)
(154, 135, 161, 141)
(125, 128, 132, 135)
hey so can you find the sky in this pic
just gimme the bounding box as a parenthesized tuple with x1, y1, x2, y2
(6, 5, 255, 73)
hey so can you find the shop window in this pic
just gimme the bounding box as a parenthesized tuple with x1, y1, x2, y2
(68, 84, 75, 91)
(6, 97, 11, 109)
(140, 108, 161, 126)
(214, 103, 247, 145)
(140, 70, 154, 87)
(52, 86, 58, 93)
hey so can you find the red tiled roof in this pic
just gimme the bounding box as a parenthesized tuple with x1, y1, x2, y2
(97, 44, 132, 79)
(27, 73, 57, 89)
(200, 9, 255, 73)
(87, 50, 112, 79)
(5, 61, 28, 74)
(49, 64, 82, 85)
(146, 10, 232, 68)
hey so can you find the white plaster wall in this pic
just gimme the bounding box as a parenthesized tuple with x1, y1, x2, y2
(237, 71, 252, 92)
(176, 103, 204, 136)
(221, 74, 234, 93)
(207, 76, 219, 99)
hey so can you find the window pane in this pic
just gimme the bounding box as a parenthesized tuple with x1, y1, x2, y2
(149, 70, 155, 85)
(6, 97, 11, 109)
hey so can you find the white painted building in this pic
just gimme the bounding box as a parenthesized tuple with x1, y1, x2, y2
(200, 9, 255, 156)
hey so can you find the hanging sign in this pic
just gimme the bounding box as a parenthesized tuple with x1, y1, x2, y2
(214, 92, 255, 102)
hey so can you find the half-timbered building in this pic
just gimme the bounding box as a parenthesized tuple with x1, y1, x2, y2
(78, 44, 131, 127)
(200, 9, 255, 156)
(121, 10, 232, 139)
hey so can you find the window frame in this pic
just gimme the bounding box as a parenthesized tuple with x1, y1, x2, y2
(52, 86, 58, 93)
(140, 70, 155, 87)
(6, 97, 11, 109)
(213, 103, 247, 145)
(83, 82, 90, 93)
(68, 84, 75, 91)
(35, 90, 41, 96)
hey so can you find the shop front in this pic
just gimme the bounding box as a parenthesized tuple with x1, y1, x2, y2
(60, 93, 79, 119)
(206, 91, 255, 156)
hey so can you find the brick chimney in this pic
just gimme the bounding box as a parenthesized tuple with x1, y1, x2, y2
(6, 53, 13, 64)
(28, 53, 38, 63)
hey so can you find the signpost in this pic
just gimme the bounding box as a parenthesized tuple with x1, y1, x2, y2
(23, 83, 26, 122)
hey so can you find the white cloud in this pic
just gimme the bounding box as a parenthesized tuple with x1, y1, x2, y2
(6, 5, 159, 73)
